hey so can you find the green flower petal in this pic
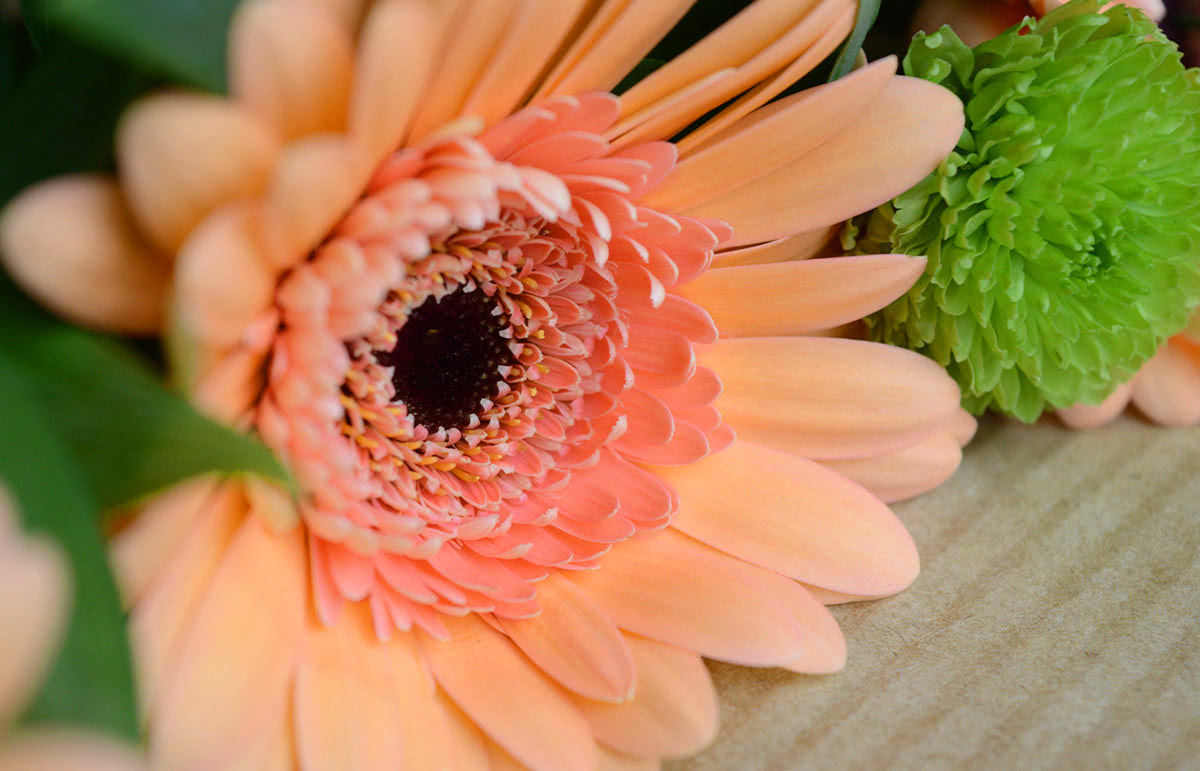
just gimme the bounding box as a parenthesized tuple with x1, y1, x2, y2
(849, 0, 1200, 422)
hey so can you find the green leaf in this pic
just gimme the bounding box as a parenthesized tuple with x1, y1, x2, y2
(829, 0, 882, 81)
(28, 0, 239, 92)
(0, 278, 291, 508)
(0, 357, 139, 739)
(0, 37, 152, 207)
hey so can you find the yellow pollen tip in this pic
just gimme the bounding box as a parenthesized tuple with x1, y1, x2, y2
(452, 468, 480, 482)
(432, 461, 457, 472)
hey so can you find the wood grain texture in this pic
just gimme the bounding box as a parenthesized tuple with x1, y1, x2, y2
(670, 415, 1200, 770)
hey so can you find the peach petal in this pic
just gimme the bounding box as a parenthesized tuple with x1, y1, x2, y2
(497, 573, 636, 702)
(109, 477, 222, 605)
(572, 635, 717, 759)
(704, 337, 961, 460)
(191, 345, 270, 423)
(681, 254, 925, 338)
(566, 528, 805, 666)
(596, 747, 660, 770)
(618, 0, 824, 117)
(0, 176, 169, 333)
(421, 685, 492, 770)
(1130, 341, 1200, 427)
(656, 440, 920, 598)
(822, 429, 963, 504)
(175, 201, 278, 353)
(406, 0, 522, 142)
(0, 731, 147, 771)
(752, 570, 846, 674)
(261, 135, 373, 270)
(530, 0, 637, 103)
(229, 0, 353, 139)
(646, 57, 894, 210)
(224, 702, 295, 771)
(117, 93, 280, 253)
(677, 1, 855, 152)
(348, 0, 437, 164)
(684, 76, 965, 247)
(418, 614, 597, 771)
(0, 526, 68, 726)
(294, 604, 406, 770)
(619, 0, 857, 147)
(946, 407, 979, 447)
(709, 226, 835, 268)
(460, 0, 593, 125)
(545, 0, 694, 97)
(153, 518, 306, 769)
(127, 486, 245, 713)
(1058, 381, 1136, 429)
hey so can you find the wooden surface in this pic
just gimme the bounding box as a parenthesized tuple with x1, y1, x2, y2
(670, 416, 1200, 770)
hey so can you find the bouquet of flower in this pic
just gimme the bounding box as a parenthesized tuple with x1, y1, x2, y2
(0, 1, 1195, 768)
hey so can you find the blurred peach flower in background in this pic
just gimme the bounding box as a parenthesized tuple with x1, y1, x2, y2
(0, 488, 145, 771)
(0, 0, 974, 767)
(913, 0, 1165, 46)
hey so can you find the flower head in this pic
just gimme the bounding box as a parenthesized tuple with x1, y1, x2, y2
(850, 0, 1200, 422)
(2, 1, 971, 767)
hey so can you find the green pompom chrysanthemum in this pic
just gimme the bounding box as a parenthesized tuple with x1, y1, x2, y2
(847, 0, 1200, 422)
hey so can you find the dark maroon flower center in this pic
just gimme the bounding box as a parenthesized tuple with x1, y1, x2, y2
(375, 288, 515, 430)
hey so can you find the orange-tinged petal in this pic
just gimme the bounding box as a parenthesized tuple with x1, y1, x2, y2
(348, 0, 438, 164)
(566, 528, 805, 666)
(127, 486, 245, 713)
(619, 0, 824, 117)
(152, 518, 306, 770)
(497, 573, 636, 703)
(0, 526, 68, 726)
(1058, 381, 1135, 429)
(175, 201, 278, 352)
(614, 0, 856, 149)
(676, 2, 855, 153)
(294, 604, 406, 771)
(460, 0, 593, 125)
(109, 477, 222, 605)
(544, 0, 695, 98)
(0, 731, 146, 771)
(117, 93, 280, 253)
(224, 703, 295, 771)
(261, 135, 373, 270)
(1130, 340, 1200, 427)
(734, 562, 846, 673)
(646, 57, 895, 210)
(406, 0, 522, 142)
(822, 428, 963, 504)
(945, 407, 979, 447)
(572, 634, 717, 759)
(531, 0, 636, 103)
(656, 440, 920, 598)
(229, 0, 353, 139)
(597, 746, 660, 770)
(709, 226, 835, 268)
(0, 176, 169, 333)
(681, 254, 925, 338)
(703, 337, 961, 460)
(684, 75, 964, 247)
(418, 614, 597, 771)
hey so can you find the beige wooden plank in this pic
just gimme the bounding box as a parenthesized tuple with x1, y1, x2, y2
(671, 416, 1200, 770)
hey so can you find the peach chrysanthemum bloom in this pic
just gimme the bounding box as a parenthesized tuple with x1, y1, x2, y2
(0, 488, 146, 771)
(1058, 313, 1200, 428)
(912, 0, 1165, 46)
(1, 1, 972, 767)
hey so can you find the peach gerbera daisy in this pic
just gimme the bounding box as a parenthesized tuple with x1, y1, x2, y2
(0, 488, 146, 771)
(1, 1, 971, 767)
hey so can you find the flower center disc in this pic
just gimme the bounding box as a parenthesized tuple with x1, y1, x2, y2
(375, 288, 514, 430)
